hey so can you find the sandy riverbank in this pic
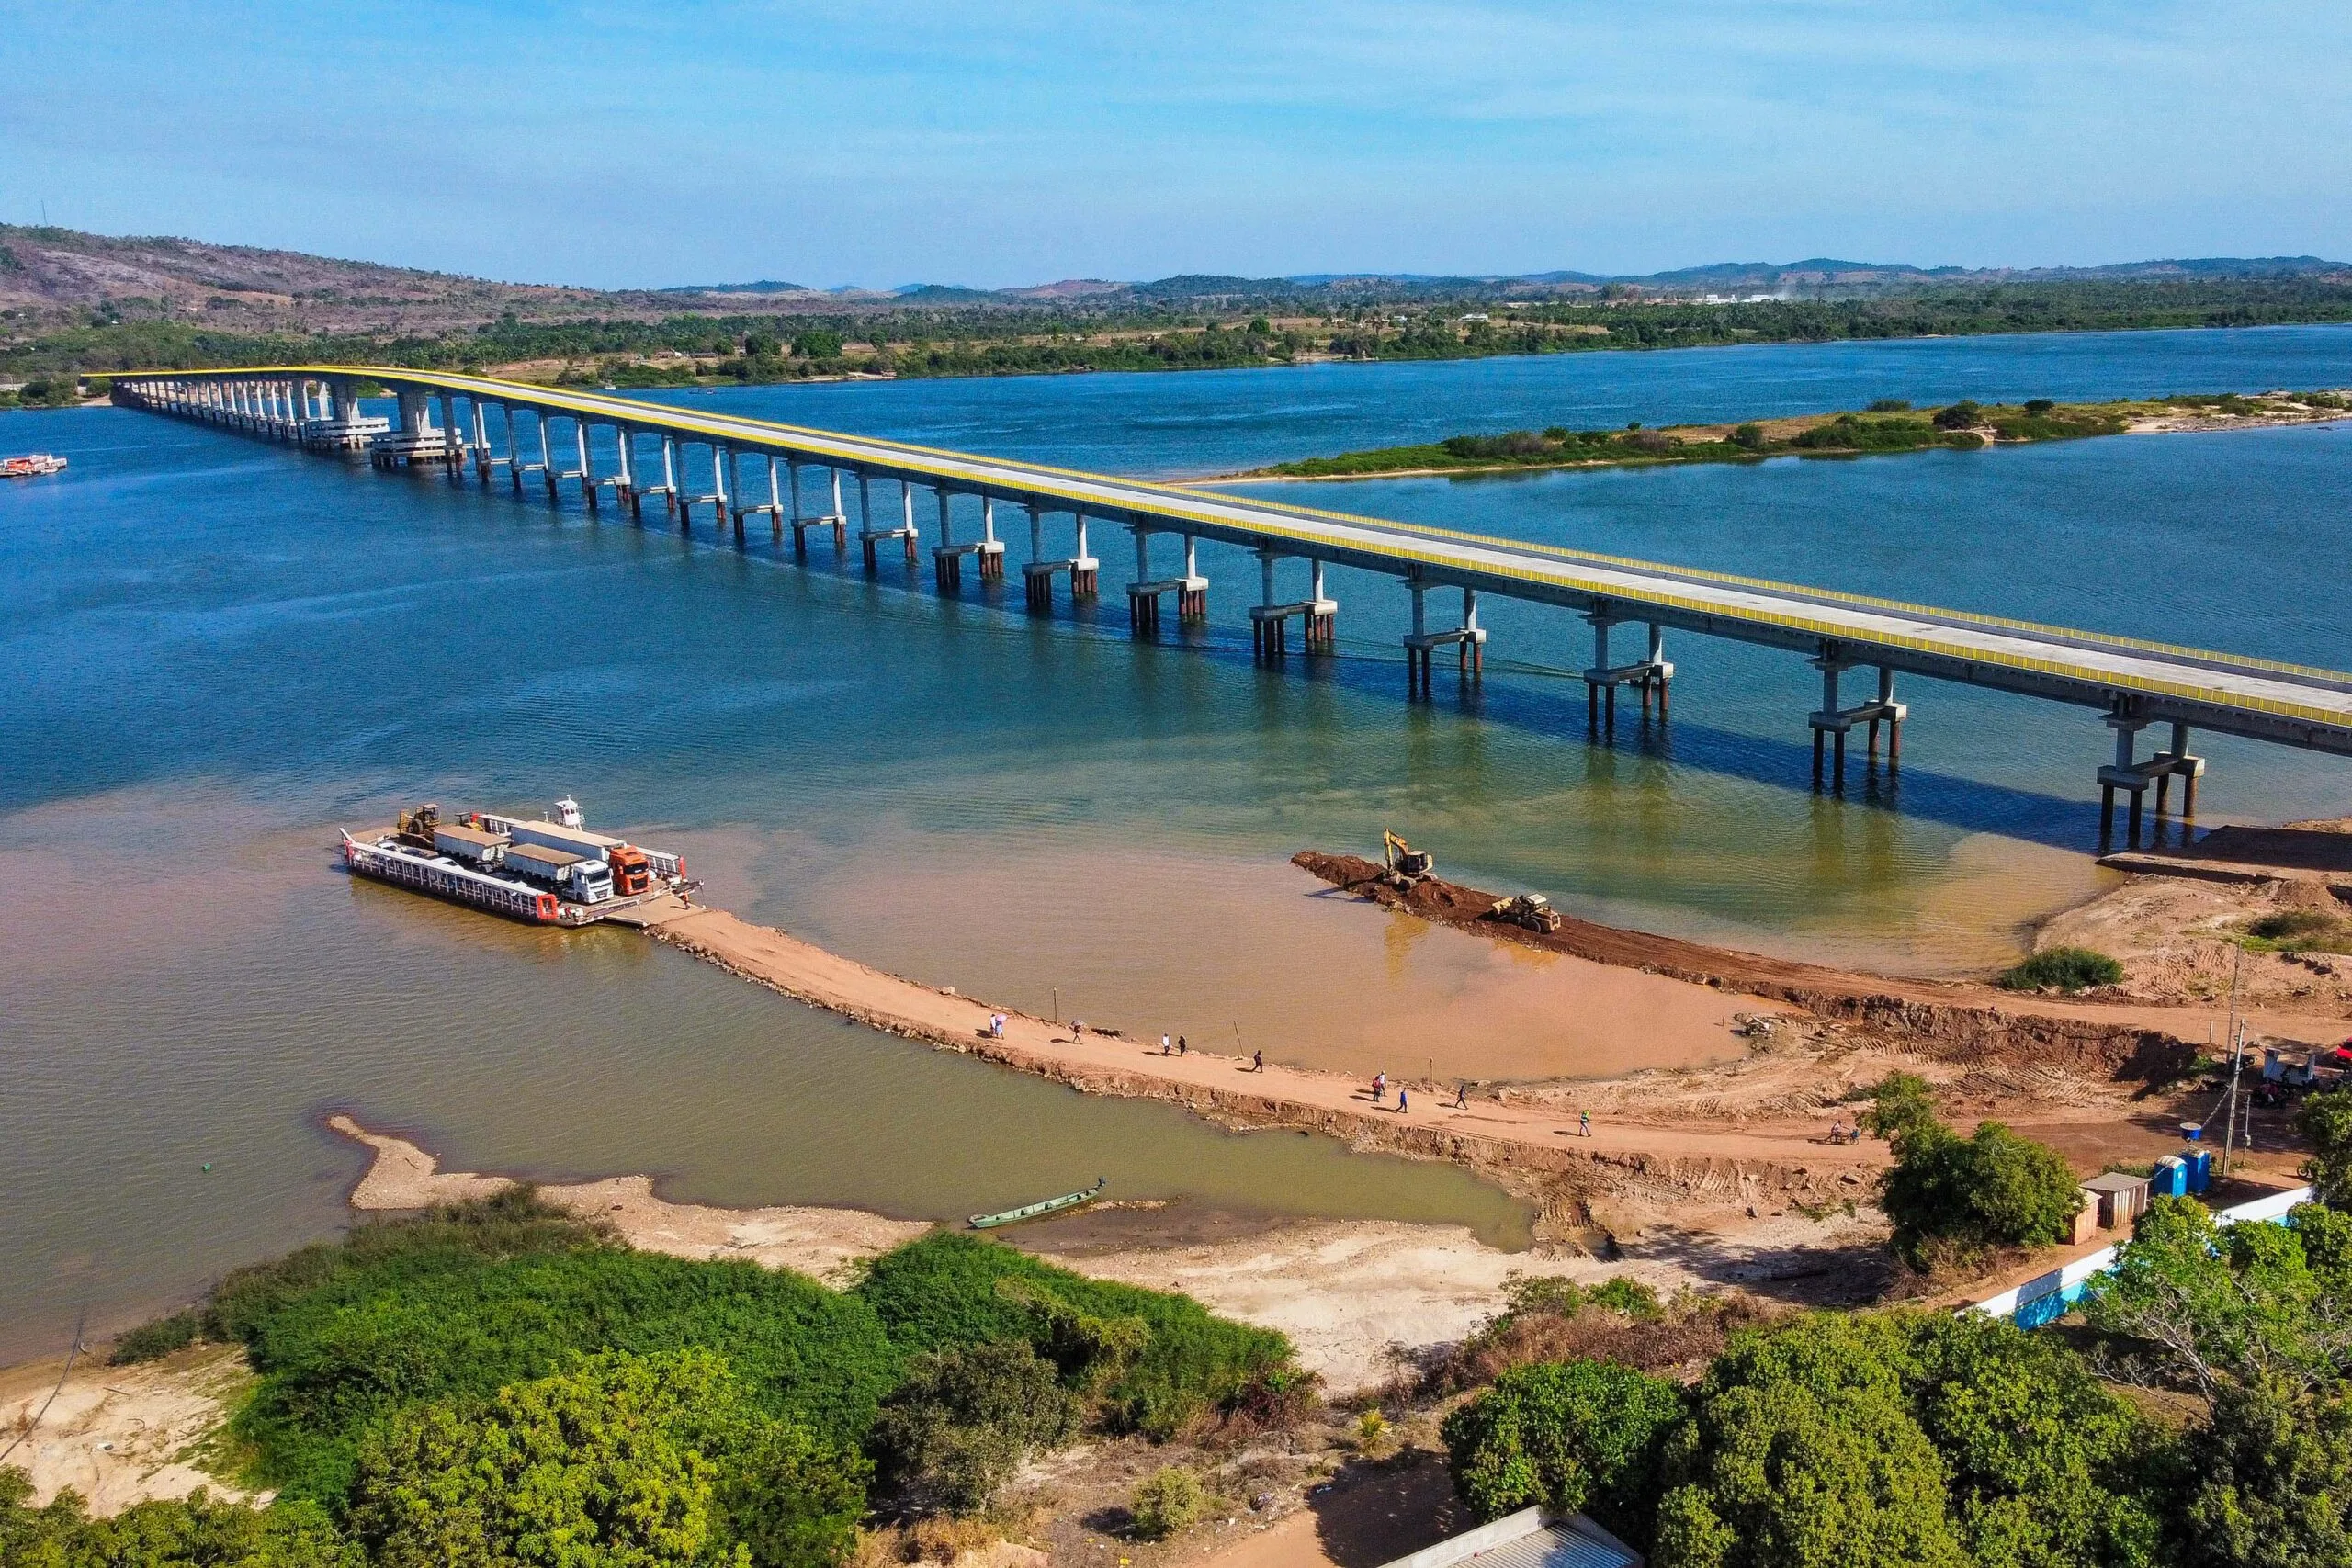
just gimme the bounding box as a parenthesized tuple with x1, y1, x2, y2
(326, 1119, 1838, 1393)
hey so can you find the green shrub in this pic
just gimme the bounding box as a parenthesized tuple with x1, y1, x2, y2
(1729, 422, 1768, 450)
(349, 1348, 864, 1568)
(1655, 1313, 2163, 1568)
(1880, 1118, 2083, 1266)
(1130, 1467, 1208, 1540)
(2301, 1091, 2352, 1210)
(865, 1340, 1080, 1514)
(2249, 909, 2339, 944)
(0, 1470, 359, 1566)
(1501, 1273, 1586, 1321)
(1590, 1278, 1665, 1321)
(854, 1233, 1293, 1438)
(1933, 400, 1984, 429)
(1997, 947, 2124, 991)
(1868, 398, 1914, 412)
(110, 1308, 205, 1365)
(1442, 1359, 1684, 1533)
(219, 1193, 899, 1506)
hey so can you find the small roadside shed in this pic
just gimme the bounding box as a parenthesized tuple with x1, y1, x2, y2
(2083, 1171, 2153, 1231)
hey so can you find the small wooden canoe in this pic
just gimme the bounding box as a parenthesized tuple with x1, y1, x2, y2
(969, 1178, 1106, 1229)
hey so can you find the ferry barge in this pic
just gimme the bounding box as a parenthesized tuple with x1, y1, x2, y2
(341, 797, 690, 926)
(3, 454, 68, 478)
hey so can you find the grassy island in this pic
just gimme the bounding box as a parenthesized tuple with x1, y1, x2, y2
(1231, 389, 2350, 480)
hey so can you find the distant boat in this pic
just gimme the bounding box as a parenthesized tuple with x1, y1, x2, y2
(968, 1177, 1106, 1229)
(3, 454, 67, 478)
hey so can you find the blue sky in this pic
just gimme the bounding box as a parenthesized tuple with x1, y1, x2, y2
(4, 1, 2347, 289)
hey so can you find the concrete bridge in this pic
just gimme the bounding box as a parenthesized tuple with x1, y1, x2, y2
(112, 367, 2352, 841)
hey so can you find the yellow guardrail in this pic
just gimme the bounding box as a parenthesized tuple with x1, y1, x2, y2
(120, 367, 2352, 733)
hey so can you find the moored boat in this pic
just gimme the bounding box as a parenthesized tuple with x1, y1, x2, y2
(3, 454, 68, 478)
(968, 1178, 1107, 1229)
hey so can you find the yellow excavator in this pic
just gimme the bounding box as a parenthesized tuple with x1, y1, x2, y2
(1382, 829, 1435, 888)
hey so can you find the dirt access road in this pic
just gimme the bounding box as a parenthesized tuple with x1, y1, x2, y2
(645, 899, 1888, 1213)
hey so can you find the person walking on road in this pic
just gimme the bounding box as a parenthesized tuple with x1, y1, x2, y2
(1161, 1033, 1171, 1055)
(1454, 1081, 1469, 1110)
(1580, 1110, 1592, 1138)
(1373, 1072, 1386, 1104)
(1253, 1050, 1264, 1073)
(1397, 1088, 1408, 1114)
(1178, 1036, 1187, 1055)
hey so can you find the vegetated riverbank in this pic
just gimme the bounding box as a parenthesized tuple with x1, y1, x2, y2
(1222, 389, 2352, 480)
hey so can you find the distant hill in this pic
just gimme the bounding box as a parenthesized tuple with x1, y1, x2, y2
(3, 221, 2346, 339)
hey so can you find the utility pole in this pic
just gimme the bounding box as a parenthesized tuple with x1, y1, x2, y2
(2220, 948, 2246, 1179)
(2222, 1021, 2247, 1179)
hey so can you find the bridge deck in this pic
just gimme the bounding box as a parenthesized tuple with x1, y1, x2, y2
(123, 367, 2352, 756)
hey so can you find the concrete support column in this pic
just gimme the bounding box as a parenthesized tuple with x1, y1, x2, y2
(472, 401, 492, 483)
(504, 407, 524, 492)
(934, 488, 959, 590)
(1023, 503, 1052, 612)
(713, 446, 731, 535)
(579, 423, 597, 508)
(1464, 588, 1483, 677)
(2100, 710, 2153, 846)
(1253, 551, 1283, 660)
(617, 429, 639, 515)
(1809, 653, 1854, 792)
(1071, 511, 1095, 596)
(438, 393, 461, 478)
(857, 474, 875, 570)
(978, 495, 1003, 581)
(1588, 614, 1615, 736)
(662, 438, 678, 517)
(1408, 582, 1430, 696)
(1871, 666, 1899, 764)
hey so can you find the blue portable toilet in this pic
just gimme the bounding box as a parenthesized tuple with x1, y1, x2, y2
(2186, 1149, 2212, 1194)
(2152, 1156, 2188, 1199)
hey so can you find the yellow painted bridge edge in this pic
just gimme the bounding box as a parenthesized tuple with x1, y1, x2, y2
(127, 367, 2352, 728)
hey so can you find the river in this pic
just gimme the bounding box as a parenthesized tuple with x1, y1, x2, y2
(4, 324, 2349, 1361)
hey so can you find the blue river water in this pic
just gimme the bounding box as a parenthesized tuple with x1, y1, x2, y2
(2, 323, 2349, 1360)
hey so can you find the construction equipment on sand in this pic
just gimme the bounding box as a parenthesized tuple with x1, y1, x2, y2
(1382, 829, 1434, 888)
(1488, 893, 1563, 934)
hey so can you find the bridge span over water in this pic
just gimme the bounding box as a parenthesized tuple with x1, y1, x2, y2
(113, 366, 2352, 840)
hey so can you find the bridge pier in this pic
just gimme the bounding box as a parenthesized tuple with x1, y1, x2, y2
(576, 420, 597, 510)
(1250, 552, 1337, 660)
(931, 488, 1003, 591)
(857, 475, 921, 570)
(1810, 653, 1905, 792)
(2098, 709, 2204, 845)
(1405, 582, 1487, 698)
(1023, 504, 1099, 612)
(1585, 615, 1671, 742)
(792, 468, 848, 553)
(1125, 526, 1208, 635)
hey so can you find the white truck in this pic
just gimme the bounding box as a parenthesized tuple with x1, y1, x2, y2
(502, 841, 614, 904)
